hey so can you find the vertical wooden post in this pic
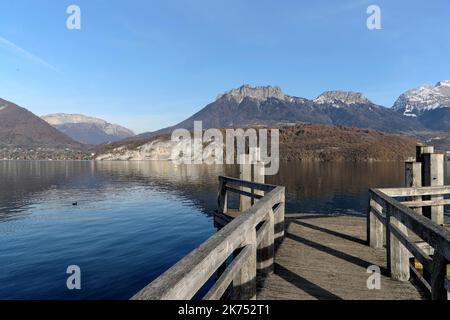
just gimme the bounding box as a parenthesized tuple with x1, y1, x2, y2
(251, 147, 265, 200)
(257, 209, 274, 275)
(388, 206, 410, 281)
(368, 194, 384, 249)
(430, 252, 449, 300)
(422, 153, 444, 225)
(217, 178, 227, 215)
(232, 230, 257, 300)
(239, 154, 252, 212)
(274, 188, 285, 242)
(405, 161, 422, 215)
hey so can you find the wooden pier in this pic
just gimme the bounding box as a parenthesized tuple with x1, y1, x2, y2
(132, 146, 450, 301)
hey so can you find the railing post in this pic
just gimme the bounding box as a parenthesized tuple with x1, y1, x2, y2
(274, 188, 285, 242)
(422, 152, 444, 225)
(368, 191, 383, 249)
(251, 147, 265, 201)
(387, 205, 410, 282)
(257, 210, 274, 275)
(232, 230, 257, 300)
(239, 154, 252, 212)
(430, 252, 449, 300)
(405, 161, 422, 215)
(218, 178, 227, 215)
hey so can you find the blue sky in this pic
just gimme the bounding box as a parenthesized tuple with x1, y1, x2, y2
(0, 0, 449, 133)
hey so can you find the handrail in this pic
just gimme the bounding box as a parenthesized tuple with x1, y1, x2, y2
(368, 186, 450, 300)
(131, 176, 285, 300)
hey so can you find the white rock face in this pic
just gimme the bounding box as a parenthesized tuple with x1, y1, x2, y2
(314, 91, 372, 107)
(95, 138, 222, 163)
(393, 81, 450, 116)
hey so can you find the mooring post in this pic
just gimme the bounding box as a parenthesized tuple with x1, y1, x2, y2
(232, 230, 257, 300)
(422, 152, 444, 225)
(239, 154, 252, 212)
(368, 193, 384, 249)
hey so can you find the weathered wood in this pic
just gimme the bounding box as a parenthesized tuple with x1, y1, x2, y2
(204, 245, 252, 300)
(422, 153, 444, 225)
(251, 147, 265, 199)
(388, 222, 433, 272)
(405, 161, 422, 215)
(239, 154, 252, 212)
(233, 231, 257, 300)
(388, 212, 410, 281)
(379, 186, 450, 197)
(401, 198, 450, 208)
(371, 188, 450, 262)
(257, 210, 274, 275)
(274, 194, 285, 241)
(368, 197, 384, 249)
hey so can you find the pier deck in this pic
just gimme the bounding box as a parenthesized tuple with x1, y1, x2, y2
(258, 214, 425, 300)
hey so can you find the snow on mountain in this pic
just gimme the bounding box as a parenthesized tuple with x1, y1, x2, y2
(393, 81, 450, 116)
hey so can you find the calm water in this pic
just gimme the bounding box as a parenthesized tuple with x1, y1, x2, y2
(0, 160, 449, 300)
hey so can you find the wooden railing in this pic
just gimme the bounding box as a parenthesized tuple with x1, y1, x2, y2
(132, 176, 285, 300)
(368, 186, 450, 300)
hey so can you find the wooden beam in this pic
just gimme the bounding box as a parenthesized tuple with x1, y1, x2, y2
(377, 186, 450, 198)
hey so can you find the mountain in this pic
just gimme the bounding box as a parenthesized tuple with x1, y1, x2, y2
(0, 98, 83, 150)
(138, 85, 423, 138)
(42, 113, 135, 145)
(393, 80, 450, 130)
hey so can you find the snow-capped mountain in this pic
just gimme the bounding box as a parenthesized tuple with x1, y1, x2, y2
(42, 113, 135, 145)
(393, 81, 450, 116)
(393, 81, 450, 130)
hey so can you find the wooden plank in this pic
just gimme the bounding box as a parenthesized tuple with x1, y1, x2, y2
(379, 186, 450, 198)
(401, 198, 450, 208)
(203, 245, 252, 300)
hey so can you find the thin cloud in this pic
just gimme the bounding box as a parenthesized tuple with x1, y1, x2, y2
(0, 36, 59, 73)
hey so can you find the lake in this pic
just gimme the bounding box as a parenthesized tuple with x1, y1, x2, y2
(0, 160, 449, 300)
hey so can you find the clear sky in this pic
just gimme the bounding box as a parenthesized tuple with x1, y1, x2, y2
(1, 0, 449, 133)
